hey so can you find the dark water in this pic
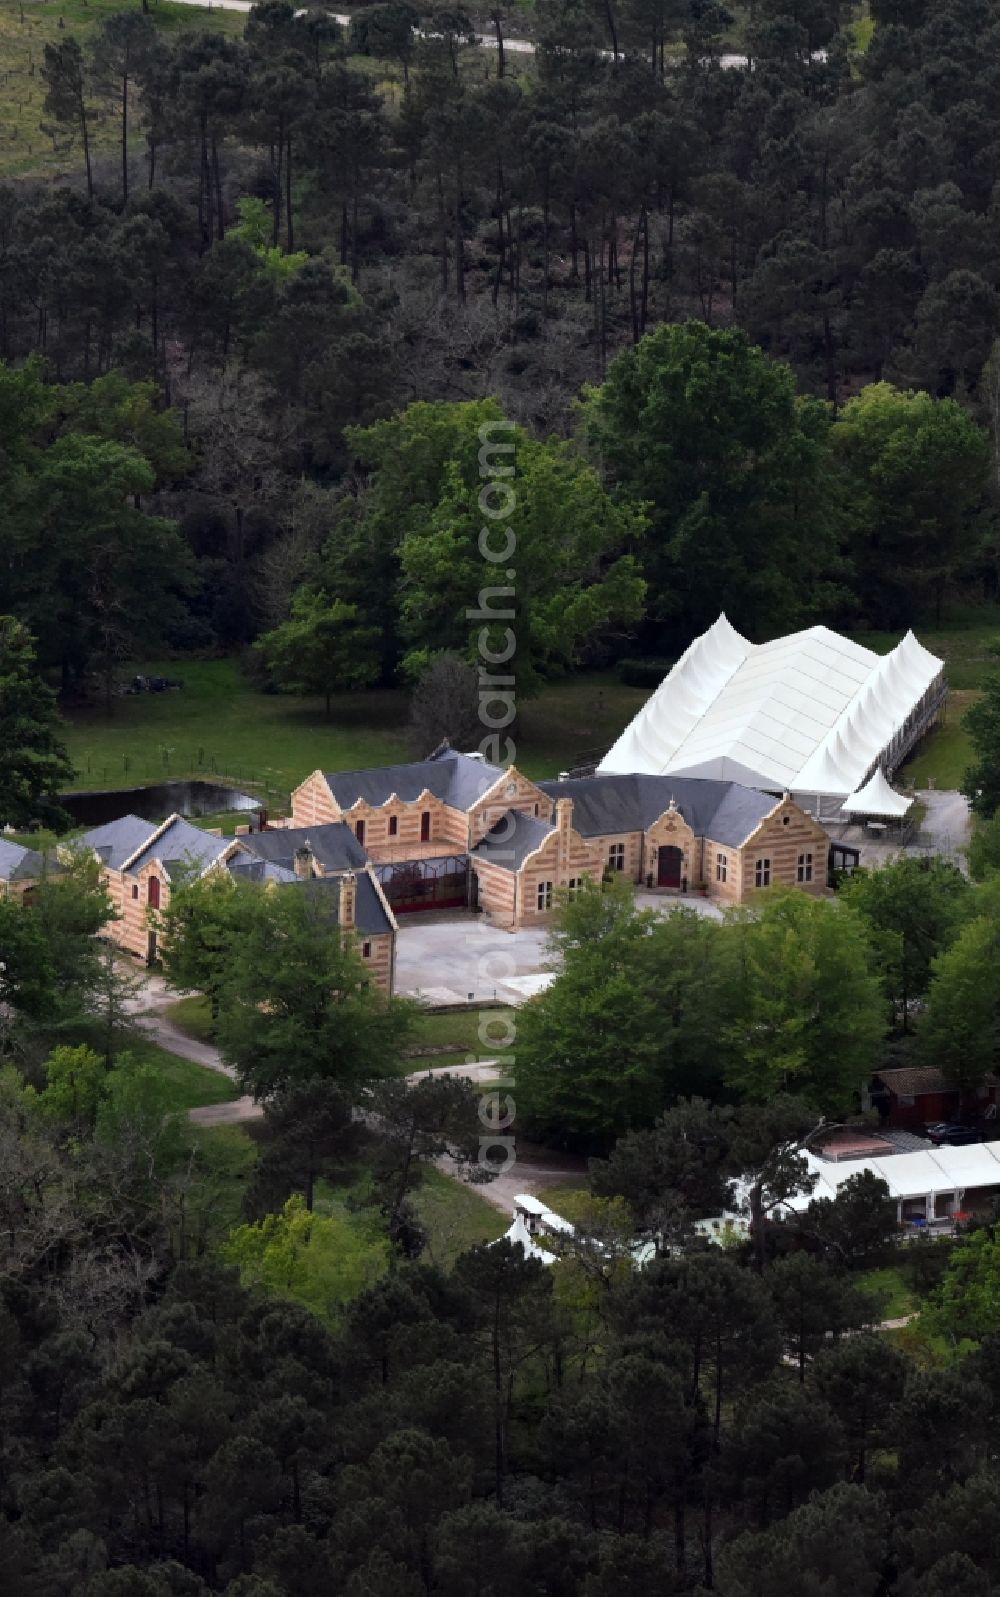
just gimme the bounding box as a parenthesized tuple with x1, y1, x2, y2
(60, 780, 261, 828)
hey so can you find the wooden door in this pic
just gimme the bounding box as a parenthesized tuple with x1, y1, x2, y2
(657, 846, 683, 888)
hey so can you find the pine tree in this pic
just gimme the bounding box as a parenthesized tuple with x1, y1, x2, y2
(0, 617, 73, 830)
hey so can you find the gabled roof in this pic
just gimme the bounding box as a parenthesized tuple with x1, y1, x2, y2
(123, 815, 232, 881)
(295, 872, 395, 937)
(873, 1065, 997, 1097)
(226, 857, 299, 885)
(538, 774, 779, 849)
(0, 837, 44, 882)
(598, 614, 944, 796)
(80, 814, 159, 871)
(237, 822, 368, 875)
(323, 746, 504, 813)
(472, 810, 555, 872)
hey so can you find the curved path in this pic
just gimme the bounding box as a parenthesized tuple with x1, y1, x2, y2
(133, 974, 585, 1207)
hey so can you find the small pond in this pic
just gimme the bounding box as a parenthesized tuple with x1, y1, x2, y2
(60, 780, 262, 829)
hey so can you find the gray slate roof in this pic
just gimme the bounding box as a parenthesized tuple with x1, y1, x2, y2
(537, 774, 777, 849)
(472, 810, 555, 872)
(80, 814, 159, 871)
(124, 815, 233, 880)
(296, 873, 394, 937)
(226, 857, 299, 885)
(0, 837, 44, 882)
(236, 822, 368, 875)
(324, 747, 503, 813)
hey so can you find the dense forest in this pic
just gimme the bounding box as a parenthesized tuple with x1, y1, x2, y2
(8, 855, 1000, 1597)
(4, 0, 1000, 700)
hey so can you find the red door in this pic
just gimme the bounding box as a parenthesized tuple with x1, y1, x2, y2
(657, 847, 683, 888)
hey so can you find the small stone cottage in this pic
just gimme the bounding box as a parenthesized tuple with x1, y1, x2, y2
(80, 813, 397, 993)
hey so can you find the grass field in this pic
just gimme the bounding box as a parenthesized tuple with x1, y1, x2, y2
(312, 1143, 506, 1268)
(166, 995, 217, 1044)
(60, 606, 1000, 808)
(168, 994, 517, 1074)
(406, 1007, 516, 1071)
(62, 658, 649, 803)
(856, 1262, 920, 1322)
(137, 1036, 237, 1110)
(0, 0, 246, 182)
(900, 691, 978, 791)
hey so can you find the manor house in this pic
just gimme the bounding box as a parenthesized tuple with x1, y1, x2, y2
(289, 742, 831, 928)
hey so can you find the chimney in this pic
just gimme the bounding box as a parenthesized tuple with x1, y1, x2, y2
(555, 797, 573, 836)
(338, 871, 357, 932)
(293, 841, 315, 880)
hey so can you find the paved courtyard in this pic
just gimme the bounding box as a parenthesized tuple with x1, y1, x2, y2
(395, 916, 552, 1005)
(395, 891, 723, 1004)
(829, 787, 971, 870)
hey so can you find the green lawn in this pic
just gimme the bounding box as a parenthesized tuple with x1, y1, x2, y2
(64, 1018, 236, 1111)
(166, 995, 217, 1045)
(406, 1007, 516, 1071)
(62, 658, 651, 805)
(315, 1152, 506, 1269)
(186, 1123, 260, 1237)
(61, 607, 999, 810)
(899, 691, 978, 791)
(63, 658, 413, 803)
(0, 0, 246, 182)
(132, 1036, 237, 1111)
(856, 1262, 919, 1322)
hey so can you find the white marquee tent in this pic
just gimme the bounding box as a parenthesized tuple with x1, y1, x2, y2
(598, 615, 945, 811)
(840, 766, 913, 820)
(777, 1144, 1000, 1224)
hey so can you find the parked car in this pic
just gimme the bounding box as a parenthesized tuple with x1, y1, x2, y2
(924, 1122, 982, 1146)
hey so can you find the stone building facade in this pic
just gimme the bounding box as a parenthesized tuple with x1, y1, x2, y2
(80, 814, 397, 993)
(290, 746, 832, 931)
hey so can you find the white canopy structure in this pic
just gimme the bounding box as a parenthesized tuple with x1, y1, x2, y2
(776, 1144, 1000, 1225)
(599, 615, 945, 813)
(840, 767, 913, 819)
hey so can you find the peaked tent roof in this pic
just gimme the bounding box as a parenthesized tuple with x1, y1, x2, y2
(598, 615, 943, 797)
(840, 767, 913, 818)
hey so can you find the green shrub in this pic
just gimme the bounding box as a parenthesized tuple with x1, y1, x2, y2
(616, 656, 675, 688)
